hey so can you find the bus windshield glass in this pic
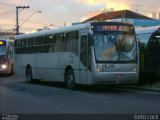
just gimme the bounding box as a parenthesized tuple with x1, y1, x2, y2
(93, 33, 137, 62)
(155, 33, 160, 45)
(0, 40, 6, 55)
(0, 46, 6, 55)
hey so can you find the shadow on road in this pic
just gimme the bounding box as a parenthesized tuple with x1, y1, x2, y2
(30, 81, 128, 93)
(0, 74, 13, 78)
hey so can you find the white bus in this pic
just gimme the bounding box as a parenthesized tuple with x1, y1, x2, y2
(14, 22, 139, 89)
(0, 39, 14, 75)
(136, 26, 160, 80)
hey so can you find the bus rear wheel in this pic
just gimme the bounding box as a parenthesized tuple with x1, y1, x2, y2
(26, 67, 33, 83)
(65, 69, 76, 90)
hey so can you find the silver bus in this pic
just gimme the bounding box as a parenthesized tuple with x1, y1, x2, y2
(14, 22, 139, 89)
(136, 26, 160, 80)
(0, 39, 14, 75)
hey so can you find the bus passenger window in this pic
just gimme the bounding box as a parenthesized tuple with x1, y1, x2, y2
(15, 40, 21, 47)
(37, 46, 44, 53)
(22, 39, 28, 47)
(66, 31, 79, 55)
(36, 36, 44, 45)
(28, 37, 36, 46)
(54, 34, 65, 52)
(80, 35, 88, 66)
(44, 35, 54, 44)
(44, 45, 53, 53)
(21, 47, 28, 54)
(15, 40, 22, 54)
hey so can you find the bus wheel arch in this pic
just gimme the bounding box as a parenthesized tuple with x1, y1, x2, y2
(26, 65, 33, 83)
(65, 66, 76, 90)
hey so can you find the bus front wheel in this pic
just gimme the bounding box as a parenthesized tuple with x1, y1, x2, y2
(26, 67, 33, 83)
(65, 69, 76, 90)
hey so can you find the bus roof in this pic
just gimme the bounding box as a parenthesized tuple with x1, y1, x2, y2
(14, 22, 91, 39)
(135, 26, 160, 34)
(14, 22, 134, 40)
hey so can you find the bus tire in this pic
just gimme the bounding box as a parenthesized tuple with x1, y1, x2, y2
(26, 66, 33, 83)
(65, 69, 76, 90)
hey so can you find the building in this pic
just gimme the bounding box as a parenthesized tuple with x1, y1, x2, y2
(84, 10, 160, 27)
(0, 32, 16, 39)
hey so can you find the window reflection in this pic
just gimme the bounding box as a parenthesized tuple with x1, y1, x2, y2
(94, 34, 118, 61)
(0, 46, 6, 55)
(94, 33, 137, 62)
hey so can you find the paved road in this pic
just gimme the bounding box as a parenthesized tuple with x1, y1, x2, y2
(0, 74, 160, 114)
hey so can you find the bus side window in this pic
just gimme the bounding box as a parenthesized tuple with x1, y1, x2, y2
(28, 37, 36, 53)
(15, 40, 21, 54)
(44, 34, 54, 53)
(80, 35, 88, 67)
(66, 31, 79, 55)
(36, 36, 44, 53)
(54, 33, 65, 52)
(21, 39, 28, 54)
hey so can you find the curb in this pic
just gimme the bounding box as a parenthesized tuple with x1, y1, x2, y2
(118, 85, 160, 93)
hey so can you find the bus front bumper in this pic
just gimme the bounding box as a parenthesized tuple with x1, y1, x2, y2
(92, 72, 139, 85)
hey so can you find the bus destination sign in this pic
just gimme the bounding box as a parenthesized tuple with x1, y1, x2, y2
(96, 25, 133, 32)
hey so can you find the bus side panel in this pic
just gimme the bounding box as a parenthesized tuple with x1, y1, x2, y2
(33, 52, 80, 83)
(57, 52, 80, 83)
(14, 55, 24, 77)
(34, 53, 57, 81)
(14, 54, 35, 78)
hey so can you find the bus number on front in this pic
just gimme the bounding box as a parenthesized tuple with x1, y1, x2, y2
(105, 64, 115, 69)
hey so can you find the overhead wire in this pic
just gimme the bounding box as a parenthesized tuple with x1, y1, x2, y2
(19, 19, 56, 27)
(0, 1, 56, 33)
(0, 1, 16, 7)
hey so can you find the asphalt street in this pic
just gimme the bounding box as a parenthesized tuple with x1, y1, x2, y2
(0, 74, 160, 114)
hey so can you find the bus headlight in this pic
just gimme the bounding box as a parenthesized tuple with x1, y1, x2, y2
(131, 68, 136, 72)
(1, 64, 7, 69)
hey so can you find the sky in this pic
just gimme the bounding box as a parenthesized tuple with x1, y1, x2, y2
(0, 0, 160, 33)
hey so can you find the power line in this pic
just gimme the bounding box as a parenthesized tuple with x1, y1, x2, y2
(0, 1, 16, 7)
(19, 19, 56, 27)
(19, 11, 42, 27)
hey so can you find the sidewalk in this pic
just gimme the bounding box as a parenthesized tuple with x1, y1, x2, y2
(120, 81, 160, 93)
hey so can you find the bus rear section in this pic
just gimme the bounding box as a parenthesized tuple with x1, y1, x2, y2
(0, 39, 13, 75)
(136, 26, 160, 82)
(87, 22, 139, 85)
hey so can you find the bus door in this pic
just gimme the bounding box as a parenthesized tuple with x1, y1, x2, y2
(79, 34, 90, 84)
(147, 32, 160, 76)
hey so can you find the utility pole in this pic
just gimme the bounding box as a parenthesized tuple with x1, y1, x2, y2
(16, 6, 29, 35)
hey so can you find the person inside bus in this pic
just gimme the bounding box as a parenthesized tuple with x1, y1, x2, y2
(119, 33, 137, 61)
(102, 35, 118, 61)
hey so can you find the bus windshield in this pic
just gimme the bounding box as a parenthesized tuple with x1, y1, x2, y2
(0, 46, 6, 55)
(93, 33, 137, 62)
